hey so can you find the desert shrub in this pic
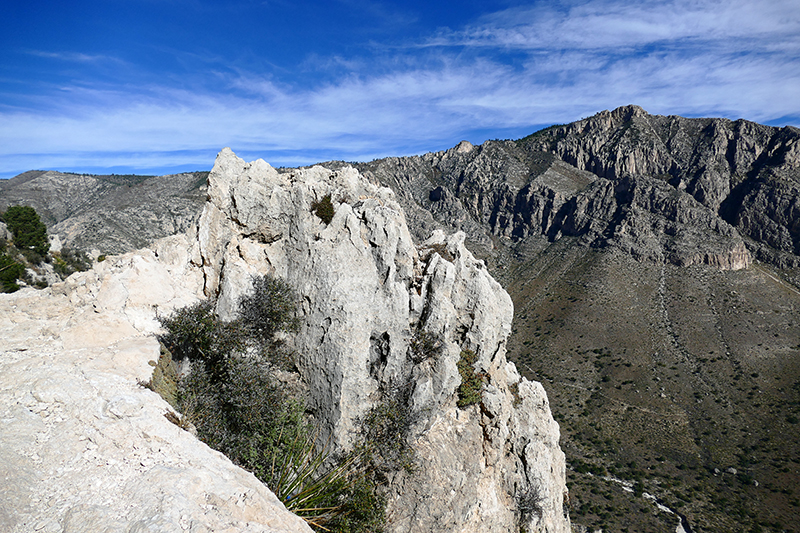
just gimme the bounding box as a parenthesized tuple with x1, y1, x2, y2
(238, 274, 300, 368)
(408, 329, 442, 364)
(3, 205, 49, 256)
(157, 275, 375, 530)
(312, 195, 335, 224)
(456, 349, 485, 408)
(361, 380, 417, 477)
(53, 247, 92, 279)
(517, 485, 544, 523)
(0, 253, 25, 292)
(329, 476, 386, 533)
(140, 343, 180, 409)
(158, 299, 246, 383)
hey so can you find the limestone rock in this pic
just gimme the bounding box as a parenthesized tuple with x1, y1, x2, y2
(197, 148, 570, 533)
(0, 235, 311, 533)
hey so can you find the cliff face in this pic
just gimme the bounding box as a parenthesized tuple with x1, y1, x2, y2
(522, 105, 800, 265)
(197, 148, 570, 532)
(0, 149, 570, 533)
(354, 116, 763, 271)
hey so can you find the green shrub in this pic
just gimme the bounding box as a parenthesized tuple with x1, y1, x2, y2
(408, 330, 442, 363)
(140, 343, 179, 409)
(0, 253, 25, 292)
(157, 299, 246, 383)
(53, 247, 92, 279)
(238, 274, 300, 368)
(456, 349, 485, 408)
(361, 380, 417, 476)
(157, 275, 378, 531)
(312, 195, 335, 224)
(3, 205, 49, 256)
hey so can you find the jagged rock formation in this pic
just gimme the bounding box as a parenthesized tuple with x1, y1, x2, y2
(197, 148, 569, 532)
(353, 108, 790, 271)
(521, 105, 800, 266)
(0, 170, 208, 254)
(0, 149, 570, 533)
(0, 235, 313, 533)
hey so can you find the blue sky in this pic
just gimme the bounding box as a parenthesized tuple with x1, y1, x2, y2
(2, 0, 799, 179)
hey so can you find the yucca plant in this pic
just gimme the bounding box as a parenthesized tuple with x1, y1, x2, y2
(270, 430, 363, 530)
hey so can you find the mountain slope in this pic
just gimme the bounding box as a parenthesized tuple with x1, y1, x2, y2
(0, 170, 208, 254)
(349, 106, 800, 532)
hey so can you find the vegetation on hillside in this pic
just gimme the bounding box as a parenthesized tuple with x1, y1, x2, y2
(3, 205, 49, 257)
(155, 274, 404, 532)
(0, 205, 92, 292)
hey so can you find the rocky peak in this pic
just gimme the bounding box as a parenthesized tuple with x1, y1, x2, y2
(1, 148, 570, 532)
(196, 148, 571, 532)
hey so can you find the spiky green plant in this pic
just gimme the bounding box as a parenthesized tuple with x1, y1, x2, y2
(270, 431, 363, 529)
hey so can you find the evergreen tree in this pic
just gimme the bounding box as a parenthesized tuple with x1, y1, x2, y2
(3, 205, 50, 256)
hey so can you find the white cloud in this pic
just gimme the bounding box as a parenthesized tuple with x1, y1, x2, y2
(435, 0, 800, 52)
(1, 0, 799, 178)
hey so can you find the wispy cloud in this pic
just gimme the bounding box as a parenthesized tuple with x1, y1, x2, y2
(24, 50, 123, 64)
(1, 0, 798, 178)
(429, 0, 800, 52)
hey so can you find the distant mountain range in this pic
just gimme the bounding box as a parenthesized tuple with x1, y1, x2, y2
(3, 105, 799, 532)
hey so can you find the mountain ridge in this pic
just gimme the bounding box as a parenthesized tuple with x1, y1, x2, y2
(3, 106, 800, 531)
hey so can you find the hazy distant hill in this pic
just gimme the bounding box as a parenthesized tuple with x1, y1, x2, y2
(0, 170, 208, 254)
(3, 106, 799, 532)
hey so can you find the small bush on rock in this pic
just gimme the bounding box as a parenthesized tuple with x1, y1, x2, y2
(0, 253, 25, 292)
(53, 247, 92, 279)
(238, 274, 300, 369)
(361, 380, 417, 477)
(408, 329, 442, 364)
(311, 195, 335, 224)
(457, 349, 485, 408)
(156, 274, 379, 531)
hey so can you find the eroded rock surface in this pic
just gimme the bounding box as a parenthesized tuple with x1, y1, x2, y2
(1, 149, 570, 533)
(196, 148, 570, 532)
(0, 235, 313, 533)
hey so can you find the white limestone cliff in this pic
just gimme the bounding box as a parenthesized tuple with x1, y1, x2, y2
(0, 235, 313, 533)
(197, 148, 570, 532)
(0, 148, 570, 533)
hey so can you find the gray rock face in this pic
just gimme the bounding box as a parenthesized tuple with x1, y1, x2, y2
(196, 148, 570, 533)
(522, 105, 800, 264)
(354, 135, 752, 271)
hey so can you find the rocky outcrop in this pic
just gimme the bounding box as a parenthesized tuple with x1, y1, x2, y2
(1, 148, 570, 533)
(0, 235, 313, 533)
(355, 130, 753, 270)
(522, 105, 800, 261)
(196, 148, 570, 532)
